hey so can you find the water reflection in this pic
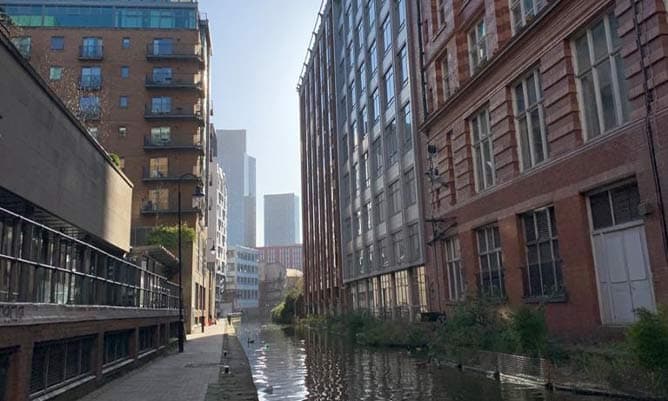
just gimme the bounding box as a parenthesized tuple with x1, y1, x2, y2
(240, 322, 623, 401)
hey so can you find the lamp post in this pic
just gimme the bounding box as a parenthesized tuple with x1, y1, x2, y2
(177, 173, 205, 353)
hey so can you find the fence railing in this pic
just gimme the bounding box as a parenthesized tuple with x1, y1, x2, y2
(0, 206, 179, 309)
(79, 45, 103, 60)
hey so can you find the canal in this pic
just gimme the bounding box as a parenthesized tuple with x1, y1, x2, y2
(239, 322, 626, 401)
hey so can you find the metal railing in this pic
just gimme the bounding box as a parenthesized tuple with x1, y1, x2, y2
(144, 104, 203, 120)
(0, 206, 179, 309)
(146, 43, 202, 60)
(145, 73, 202, 90)
(144, 135, 203, 149)
(141, 167, 202, 181)
(78, 45, 103, 60)
(79, 76, 102, 91)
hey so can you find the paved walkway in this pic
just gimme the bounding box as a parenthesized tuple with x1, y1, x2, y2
(79, 324, 227, 401)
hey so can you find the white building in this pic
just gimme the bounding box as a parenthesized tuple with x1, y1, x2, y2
(207, 163, 228, 317)
(226, 246, 259, 310)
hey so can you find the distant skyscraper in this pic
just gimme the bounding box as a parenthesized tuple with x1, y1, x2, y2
(218, 129, 256, 247)
(264, 193, 300, 246)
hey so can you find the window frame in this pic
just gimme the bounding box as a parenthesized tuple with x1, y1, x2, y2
(470, 107, 496, 191)
(512, 68, 549, 170)
(476, 224, 505, 299)
(444, 236, 466, 301)
(468, 18, 487, 74)
(521, 206, 564, 301)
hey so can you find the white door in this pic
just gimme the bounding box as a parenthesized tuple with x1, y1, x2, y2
(590, 183, 656, 325)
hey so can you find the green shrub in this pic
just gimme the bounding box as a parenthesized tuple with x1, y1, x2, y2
(271, 287, 303, 324)
(108, 153, 121, 168)
(509, 306, 548, 356)
(146, 225, 195, 253)
(627, 307, 668, 372)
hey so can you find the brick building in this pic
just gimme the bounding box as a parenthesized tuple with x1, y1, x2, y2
(0, 28, 181, 401)
(410, 0, 668, 335)
(299, 0, 430, 319)
(256, 244, 304, 271)
(0, 0, 216, 333)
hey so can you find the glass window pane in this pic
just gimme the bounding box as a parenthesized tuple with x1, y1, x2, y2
(515, 83, 525, 113)
(581, 72, 601, 137)
(590, 192, 613, 230)
(591, 21, 609, 61)
(597, 59, 617, 131)
(530, 109, 545, 163)
(615, 54, 630, 122)
(611, 184, 641, 225)
(519, 116, 531, 169)
(575, 35, 591, 71)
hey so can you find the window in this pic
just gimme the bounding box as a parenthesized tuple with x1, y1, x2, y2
(476, 225, 504, 298)
(121, 66, 129, 78)
(151, 127, 171, 144)
(408, 224, 421, 260)
(371, 88, 381, 121)
(347, 43, 354, 69)
(352, 163, 359, 195)
(392, 232, 405, 264)
(398, 46, 409, 86)
(385, 119, 398, 165)
(389, 180, 401, 214)
(342, 173, 350, 205)
(367, 0, 376, 28)
(573, 12, 629, 138)
(118, 126, 127, 136)
(122, 37, 131, 48)
(356, 21, 364, 50)
(80, 67, 101, 90)
(149, 157, 168, 177)
(364, 202, 373, 231)
(151, 97, 172, 113)
(379, 238, 389, 267)
(369, 41, 378, 72)
(589, 182, 641, 230)
(362, 152, 370, 188)
(341, 134, 349, 162)
(511, 0, 546, 34)
(445, 236, 466, 301)
(119, 96, 128, 108)
(81, 37, 102, 58)
(397, 0, 406, 28)
(438, 0, 447, 26)
(49, 66, 63, 81)
(402, 103, 412, 151)
(404, 168, 416, 205)
(50, 36, 64, 50)
(152, 67, 172, 82)
(522, 207, 563, 299)
(470, 107, 495, 191)
(468, 18, 487, 73)
(384, 66, 395, 108)
(79, 96, 100, 118)
(382, 15, 392, 53)
(514, 69, 548, 170)
(359, 63, 367, 93)
(29, 337, 94, 396)
(361, 106, 369, 136)
(354, 210, 362, 236)
(103, 331, 131, 365)
(152, 38, 173, 55)
(12, 36, 31, 58)
(373, 137, 383, 176)
(441, 53, 452, 99)
(375, 192, 386, 223)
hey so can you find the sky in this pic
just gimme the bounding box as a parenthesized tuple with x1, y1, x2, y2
(199, 0, 323, 246)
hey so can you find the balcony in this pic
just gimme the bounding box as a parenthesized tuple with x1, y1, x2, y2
(145, 74, 203, 93)
(142, 167, 203, 183)
(140, 197, 203, 216)
(146, 43, 203, 63)
(144, 105, 204, 125)
(78, 107, 101, 121)
(79, 45, 103, 60)
(79, 76, 102, 91)
(144, 135, 204, 153)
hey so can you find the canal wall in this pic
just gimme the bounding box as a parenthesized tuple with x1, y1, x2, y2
(205, 324, 258, 401)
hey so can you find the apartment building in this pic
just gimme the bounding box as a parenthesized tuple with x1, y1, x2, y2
(410, 0, 668, 335)
(207, 156, 228, 318)
(226, 246, 259, 311)
(1, 0, 215, 333)
(300, 0, 429, 319)
(257, 244, 304, 271)
(0, 29, 181, 400)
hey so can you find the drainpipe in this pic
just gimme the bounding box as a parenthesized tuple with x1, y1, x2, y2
(632, 0, 668, 259)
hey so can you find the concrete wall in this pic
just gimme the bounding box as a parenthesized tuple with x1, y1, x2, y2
(0, 34, 132, 251)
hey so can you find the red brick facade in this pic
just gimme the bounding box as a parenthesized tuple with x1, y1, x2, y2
(410, 0, 668, 336)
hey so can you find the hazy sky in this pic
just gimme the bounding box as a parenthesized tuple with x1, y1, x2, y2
(199, 0, 322, 246)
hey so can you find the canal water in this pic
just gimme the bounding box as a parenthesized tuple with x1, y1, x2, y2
(239, 322, 624, 401)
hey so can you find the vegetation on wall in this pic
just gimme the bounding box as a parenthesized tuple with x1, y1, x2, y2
(108, 153, 121, 168)
(147, 224, 196, 253)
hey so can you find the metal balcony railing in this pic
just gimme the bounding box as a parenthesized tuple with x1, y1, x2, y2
(142, 167, 203, 182)
(143, 135, 203, 152)
(79, 45, 103, 60)
(140, 195, 203, 215)
(146, 43, 203, 62)
(143, 104, 204, 123)
(145, 74, 202, 92)
(0, 206, 179, 309)
(79, 76, 102, 91)
(78, 107, 101, 121)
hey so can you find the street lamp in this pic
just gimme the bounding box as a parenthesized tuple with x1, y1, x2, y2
(177, 173, 205, 353)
